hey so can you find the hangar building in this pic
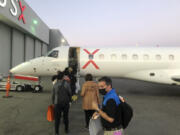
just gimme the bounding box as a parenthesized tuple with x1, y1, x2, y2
(0, 0, 69, 77)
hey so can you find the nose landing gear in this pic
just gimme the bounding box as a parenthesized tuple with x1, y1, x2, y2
(33, 85, 43, 93)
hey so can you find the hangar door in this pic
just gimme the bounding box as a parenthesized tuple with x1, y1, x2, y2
(42, 43, 48, 56)
(25, 36, 34, 61)
(0, 23, 11, 75)
(12, 29, 24, 67)
(35, 40, 42, 57)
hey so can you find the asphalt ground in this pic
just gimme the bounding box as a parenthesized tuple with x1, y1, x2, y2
(0, 78, 180, 135)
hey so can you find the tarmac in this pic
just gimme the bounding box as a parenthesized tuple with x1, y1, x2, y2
(0, 78, 180, 135)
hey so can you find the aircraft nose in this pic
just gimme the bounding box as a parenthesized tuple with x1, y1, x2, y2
(10, 62, 31, 75)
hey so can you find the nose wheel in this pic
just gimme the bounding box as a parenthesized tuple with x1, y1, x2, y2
(16, 85, 24, 92)
(33, 85, 43, 92)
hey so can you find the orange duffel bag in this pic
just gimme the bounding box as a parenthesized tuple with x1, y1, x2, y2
(47, 105, 54, 122)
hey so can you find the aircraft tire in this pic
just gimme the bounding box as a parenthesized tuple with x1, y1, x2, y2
(34, 85, 42, 92)
(16, 85, 24, 92)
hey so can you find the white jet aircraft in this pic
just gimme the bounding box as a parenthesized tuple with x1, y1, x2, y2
(10, 46, 180, 87)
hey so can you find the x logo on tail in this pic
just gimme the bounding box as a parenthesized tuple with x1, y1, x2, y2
(82, 49, 100, 70)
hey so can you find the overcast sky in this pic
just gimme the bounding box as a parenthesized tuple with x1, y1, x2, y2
(26, 0, 180, 47)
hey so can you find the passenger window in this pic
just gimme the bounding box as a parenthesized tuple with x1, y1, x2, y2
(99, 54, 104, 60)
(143, 54, 149, 60)
(111, 54, 117, 60)
(156, 55, 161, 60)
(122, 54, 127, 60)
(47, 50, 59, 58)
(169, 55, 174, 60)
(132, 54, 138, 60)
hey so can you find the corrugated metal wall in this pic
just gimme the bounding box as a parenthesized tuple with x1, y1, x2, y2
(0, 22, 48, 76)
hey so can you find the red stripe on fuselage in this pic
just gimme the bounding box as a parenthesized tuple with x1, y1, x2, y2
(14, 76, 38, 81)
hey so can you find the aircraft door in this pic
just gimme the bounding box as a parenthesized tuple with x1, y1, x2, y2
(68, 47, 80, 73)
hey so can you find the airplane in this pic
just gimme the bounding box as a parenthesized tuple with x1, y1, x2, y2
(10, 46, 180, 90)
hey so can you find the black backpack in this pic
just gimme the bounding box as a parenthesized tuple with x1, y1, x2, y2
(119, 101, 133, 129)
(57, 81, 71, 104)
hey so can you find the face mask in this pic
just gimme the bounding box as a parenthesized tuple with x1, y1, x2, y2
(99, 89, 107, 95)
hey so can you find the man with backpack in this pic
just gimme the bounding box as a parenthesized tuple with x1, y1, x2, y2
(52, 72, 72, 135)
(92, 76, 128, 135)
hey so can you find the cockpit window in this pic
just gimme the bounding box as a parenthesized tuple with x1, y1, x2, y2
(47, 50, 59, 58)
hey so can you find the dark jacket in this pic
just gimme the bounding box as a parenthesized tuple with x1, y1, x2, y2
(101, 89, 122, 129)
(52, 80, 72, 105)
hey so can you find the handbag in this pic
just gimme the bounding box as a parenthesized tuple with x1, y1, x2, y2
(89, 116, 104, 135)
(47, 105, 54, 122)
